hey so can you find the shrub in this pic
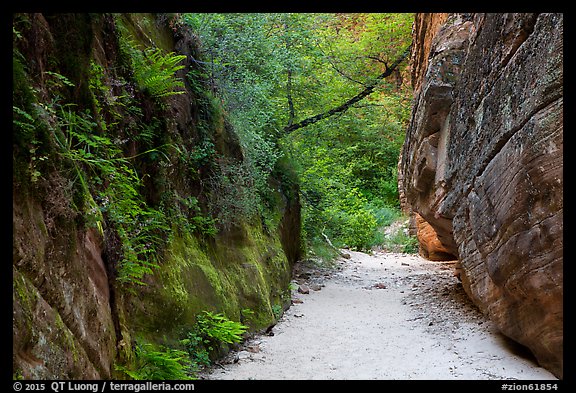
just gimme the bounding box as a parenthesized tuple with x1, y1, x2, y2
(381, 219, 419, 253)
(320, 188, 379, 251)
(340, 210, 378, 251)
(180, 331, 211, 372)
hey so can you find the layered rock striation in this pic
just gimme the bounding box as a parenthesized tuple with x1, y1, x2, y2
(399, 13, 563, 378)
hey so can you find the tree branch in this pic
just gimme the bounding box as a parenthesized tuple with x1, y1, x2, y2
(316, 42, 367, 87)
(286, 68, 295, 127)
(365, 55, 388, 67)
(326, 57, 368, 87)
(283, 44, 411, 134)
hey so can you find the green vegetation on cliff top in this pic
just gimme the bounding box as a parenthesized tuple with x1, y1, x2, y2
(185, 13, 414, 253)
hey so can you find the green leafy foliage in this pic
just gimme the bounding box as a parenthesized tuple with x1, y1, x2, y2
(294, 114, 407, 251)
(271, 304, 283, 320)
(196, 311, 248, 345)
(184, 13, 414, 254)
(12, 105, 36, 136)
(166, 194, 217, 237)
(116, 343, 193, 380)
(180, 331, 211, 372)
(182, 14, 287, 222)
(180, 311, 248, 373)
(205, 158, 261, 230)
(115, 19, 187, 100)
(54, 104, 170, 287)
(132, 47, 187, 98)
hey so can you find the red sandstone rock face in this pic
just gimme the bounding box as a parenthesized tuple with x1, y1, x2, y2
(13, 196, 116, 379)
(415, 213, 456, 261)
(409, 13, 449, 94)
(399, 13, 563, 378)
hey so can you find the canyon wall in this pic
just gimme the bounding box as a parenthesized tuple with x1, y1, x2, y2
(13, 13, 301, 379)
(399, 13, 563, 378)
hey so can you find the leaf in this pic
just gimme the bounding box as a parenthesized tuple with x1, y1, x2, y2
(132, 47, 187, 98)
(44, 70, 75, 87)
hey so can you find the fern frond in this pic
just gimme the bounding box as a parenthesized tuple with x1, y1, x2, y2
(132, 47, 187, 98)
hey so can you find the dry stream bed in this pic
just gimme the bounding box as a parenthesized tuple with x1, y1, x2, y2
(200, 251, 556, 380)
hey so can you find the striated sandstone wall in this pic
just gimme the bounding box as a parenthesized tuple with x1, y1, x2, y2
(399, 13, 563, 378)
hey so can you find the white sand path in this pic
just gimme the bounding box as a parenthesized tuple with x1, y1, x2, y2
(201, 251, 557, 380)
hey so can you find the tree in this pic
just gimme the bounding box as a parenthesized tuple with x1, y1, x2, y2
(283, 44, 411, 133)
(182, 13, 414, 252)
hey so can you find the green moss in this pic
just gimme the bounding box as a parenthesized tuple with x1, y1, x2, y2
(13, 269, 85, 373)
(210, 222, 291, 327)
(13, 270, 37, 328)
(115, 14, 175, 53)
(163, 233, 220, 315)
(129, 219, 292, 346)
(52, 312, 80, 363)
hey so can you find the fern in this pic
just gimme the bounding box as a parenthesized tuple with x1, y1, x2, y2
(196, 311, 248, 345)
(55, 105, 169, 288)
(117, 343, 193, 380)
(12, 105, 35, 133)
(132, 46, 187, 98)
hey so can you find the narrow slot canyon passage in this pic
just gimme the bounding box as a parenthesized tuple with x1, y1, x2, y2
(12, 12, 562, 381)
(201, 251, 556, 380)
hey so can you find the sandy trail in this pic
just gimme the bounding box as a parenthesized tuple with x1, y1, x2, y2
(201, 251, 556, 380)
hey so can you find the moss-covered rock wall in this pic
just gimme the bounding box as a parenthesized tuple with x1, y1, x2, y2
(13, 13, 301, 379)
